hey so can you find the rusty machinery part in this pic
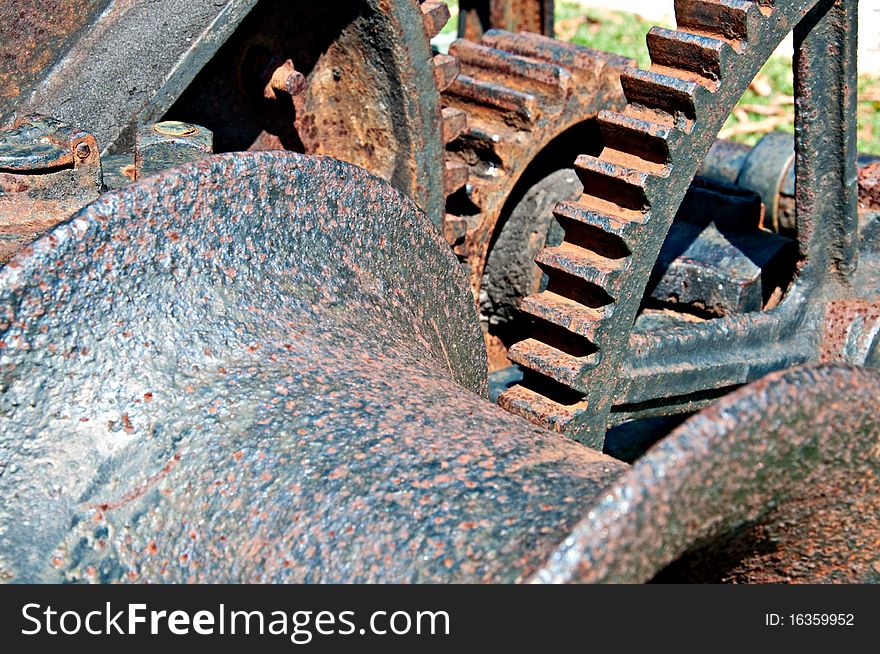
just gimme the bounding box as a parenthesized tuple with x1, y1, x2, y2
(439, 30, 632, 365)
(498, 0, 868, 448)
(458, 0, 555, 40)
(104, 120, 216, 190)
(0, 117, 214, 264)
(0, 1, 256, 152)
(163, 0, 448, 224)
(859, 161, 880, 211)
(0, 0, 446, 225)
(486, 133, 880, 390)
(0, 114, 101, 265)
(700, 131, 880, 233)
(2, 153, 879, 582)
(534, 364, 880, 584)
(420, 1, 473, 190)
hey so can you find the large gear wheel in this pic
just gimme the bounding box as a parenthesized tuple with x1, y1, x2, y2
(499, 0, 860, 448)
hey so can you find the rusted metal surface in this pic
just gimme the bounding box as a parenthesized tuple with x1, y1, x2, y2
(648, 219, 794, 316)
(262, 59, 308, 100)
(0, 114, 217, 265)
(701, 132, 880, 233)
(2, 0, 447, 225)
(820, 300, 880, 366)
(0, 0, 258, 155)
(0, 152, 628, 582)
(135, 121, 214, 180)
(480, 169, 581, 369)
(0, 114, 101, 265)
(534, 364, 880, 583)
(440, 30, 631, 367)
(458, 0, 555, 40)
(859, 161, 880, 210)
(166, 0, 446, 225)
(703, 132, 797, 233)
(0, 0, 110, 114)
(173, 0, 450, 224)
(498, 0, 869, 449)
(3, 152, 878, 583)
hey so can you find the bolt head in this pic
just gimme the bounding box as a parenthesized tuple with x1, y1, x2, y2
(75, 142, 91, 160)
(153, 121, 198, 137)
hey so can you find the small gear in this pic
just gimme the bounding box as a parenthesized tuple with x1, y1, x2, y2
(439, 29, 631, 361)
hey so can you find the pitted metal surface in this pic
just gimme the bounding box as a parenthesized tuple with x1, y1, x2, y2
(1, 153, 879, 584)
(534, 365, 880, 584)
(0, 152, 629, 583)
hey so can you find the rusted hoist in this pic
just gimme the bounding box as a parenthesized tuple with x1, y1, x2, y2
(1, 153, 878, 583)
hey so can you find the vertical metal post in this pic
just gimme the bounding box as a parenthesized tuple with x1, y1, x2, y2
(793, 0, 859, 280)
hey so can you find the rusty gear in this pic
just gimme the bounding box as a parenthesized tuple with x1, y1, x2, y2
(499, 0, 862, 448)
(440, 30, 631, 359)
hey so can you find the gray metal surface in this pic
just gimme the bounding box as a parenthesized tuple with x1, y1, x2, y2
(1, 0, 258, 155)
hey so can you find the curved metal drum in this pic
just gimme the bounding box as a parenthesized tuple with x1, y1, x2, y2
(0, 153, 627, 582)
(535, 364, 880, 583)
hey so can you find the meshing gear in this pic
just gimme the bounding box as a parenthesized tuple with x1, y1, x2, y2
(499, 0, 862, 448)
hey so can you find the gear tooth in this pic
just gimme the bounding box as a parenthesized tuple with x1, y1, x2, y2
(535, 243, 626, 290)
(445, 74, 541, 127)
(573, 155, 653, 212)
(647, 28, 729, 88)
(420, 1, 451, 40)
(508, 339, 597, 390)
(496, 384, 585, 433)
(553, 200, 642, 249)
(620, 67, 701, 121)
(441, 107, 468, 143)
(460, 118, 510, 145)
(449, 39, 571, 98)
(433, 53, 461, 92)
(674, 0, 760, 46)
(520, 291, 607, 340)
(444, 160, 469, 195)
(480, 29, 634, 74)
(596, 110, 673, 166)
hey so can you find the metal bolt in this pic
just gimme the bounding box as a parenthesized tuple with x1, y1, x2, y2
(135, 121, 213, 180)
(153, 121, 198, 137)
(264, 59, 307, 100)
(75, 142, 91, 160)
